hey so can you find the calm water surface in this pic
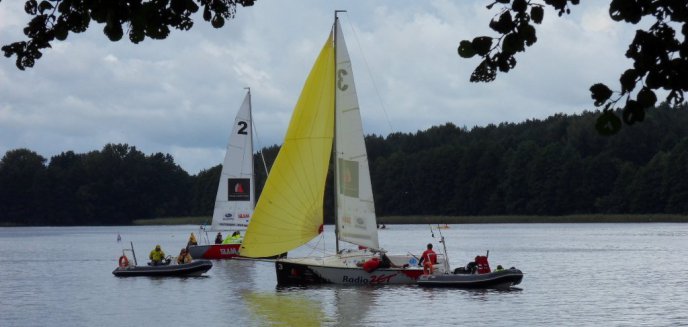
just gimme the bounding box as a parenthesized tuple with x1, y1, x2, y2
(1, 223, 686, 327)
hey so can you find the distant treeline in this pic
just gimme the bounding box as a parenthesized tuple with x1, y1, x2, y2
(1, 103, 687, 226)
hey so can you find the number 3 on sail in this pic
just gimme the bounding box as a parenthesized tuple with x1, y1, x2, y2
(337, 69, 348, 91)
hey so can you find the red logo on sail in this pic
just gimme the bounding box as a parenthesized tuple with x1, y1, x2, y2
(227, 178, 250, 201)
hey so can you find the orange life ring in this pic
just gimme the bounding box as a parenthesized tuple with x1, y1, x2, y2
(118, 255, 129, 268)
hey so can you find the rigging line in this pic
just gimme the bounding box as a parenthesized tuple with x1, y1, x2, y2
(342, 12, 395, 135)
(249, 99, 270, 177)
(304, 234, 328, 257)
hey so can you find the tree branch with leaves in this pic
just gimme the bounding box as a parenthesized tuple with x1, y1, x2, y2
(1, 0, 255, 70)
(458, 0, 687, 135)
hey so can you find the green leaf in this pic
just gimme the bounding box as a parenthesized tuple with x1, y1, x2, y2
(203, 6, 211, 21)
(590, 83, 613, 107)
(646, 69, 665, 89)
(129, 28, 145, 44)
(512, 0, 527, 12)
(637, 87, 657, 108)
(489, 11, 515, 34)
(186, 0, 200, 12)
(25, 0, 38, 15)
(104, 22, 123, 42)
(622, 100, 644, 124)
(531, 6, 544, 24)
(472, 37, 493, 56)
(470, 58, 497, 83)
(519, 24, 537, 46)
(502, 32, 524, 54)
(458, 40, 476, 58)
(496, 52, 517, 72)
(609, 0, 641, 24)
(595, 110, 622, 135)
(53, 22, 68, 41)
(619, 69, 638, 93)
(211, 15, 225, 28)
(38, 1, 53, 14)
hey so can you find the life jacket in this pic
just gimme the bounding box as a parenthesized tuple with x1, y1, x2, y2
(422, 250, 437, 265)
(474, 255, 491, 274)
(362, 258, 381, 273)
(150, 249, 165, 262)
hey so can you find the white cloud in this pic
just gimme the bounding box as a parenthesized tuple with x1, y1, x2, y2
(0, 0, 644, 173)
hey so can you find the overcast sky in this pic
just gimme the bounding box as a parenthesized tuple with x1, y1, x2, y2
(0, 1, 638, 174)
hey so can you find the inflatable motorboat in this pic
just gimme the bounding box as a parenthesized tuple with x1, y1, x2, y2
(112, 259, 213, 277)
(417, 268, 523, 289)
(112, 242, 212, 277)
(417, 254, 523, 289)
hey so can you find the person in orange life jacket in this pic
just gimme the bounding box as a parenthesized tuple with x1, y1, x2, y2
(177, 248, 192, 264)
(418, 243, 437, 275)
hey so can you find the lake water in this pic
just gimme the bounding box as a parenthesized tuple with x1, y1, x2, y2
(1, 223, 686, 327)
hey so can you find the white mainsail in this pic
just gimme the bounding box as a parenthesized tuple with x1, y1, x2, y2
(334, 20, 380, 250)
(210, 90, 255, 232)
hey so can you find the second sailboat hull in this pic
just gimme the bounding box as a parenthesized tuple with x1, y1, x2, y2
(187, 244, 241, 260)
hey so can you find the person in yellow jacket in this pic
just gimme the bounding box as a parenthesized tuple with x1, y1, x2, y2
(149, 244, 166, 265)
(222, 231, 242, 244)
(187, 233, 198, 247)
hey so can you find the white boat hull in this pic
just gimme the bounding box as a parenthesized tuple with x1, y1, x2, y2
(275, 251, 445, 285)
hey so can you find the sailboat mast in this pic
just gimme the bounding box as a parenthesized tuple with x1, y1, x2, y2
(333, 11, 343, 253)
(245, 87, 255, 210)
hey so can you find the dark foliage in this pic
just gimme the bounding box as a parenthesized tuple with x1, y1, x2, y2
(2, 104, 688, 225)
(1, 0, 255, 70)
(460, 0, 688, 135)
(367, 103, 688, 216)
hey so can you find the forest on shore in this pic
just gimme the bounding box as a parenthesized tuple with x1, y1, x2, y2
(1, 104, 687, 226)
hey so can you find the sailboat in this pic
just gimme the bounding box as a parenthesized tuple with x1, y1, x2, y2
(240, 12, 446, 284)
(187, 89, 257, 260)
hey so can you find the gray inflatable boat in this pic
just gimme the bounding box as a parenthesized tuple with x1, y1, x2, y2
(417, 268, 523, 289)
(112, 260, 213, 277)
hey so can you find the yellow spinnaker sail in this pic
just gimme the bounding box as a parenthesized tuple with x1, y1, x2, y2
(240, 33, 335, 258)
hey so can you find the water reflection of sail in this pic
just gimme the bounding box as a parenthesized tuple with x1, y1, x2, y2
(243, 291, 325, 326)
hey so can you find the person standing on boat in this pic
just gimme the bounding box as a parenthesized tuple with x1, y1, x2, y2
(149, 245, 166, 266)
(214, 232, 223, 244)
(177, 248, 192, 264)
(418, 243, 437, 275)
(187, 233, 198, 247)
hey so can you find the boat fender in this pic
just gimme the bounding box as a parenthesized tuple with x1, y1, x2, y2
(118, 255, 130, 268)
